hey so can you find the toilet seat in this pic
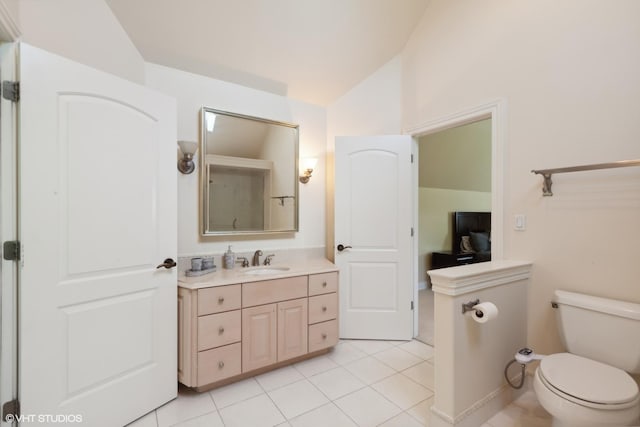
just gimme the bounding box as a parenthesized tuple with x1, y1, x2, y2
(538, 353, 639, 409)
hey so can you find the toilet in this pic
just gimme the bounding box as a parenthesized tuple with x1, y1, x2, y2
(533, 290, 640, 427)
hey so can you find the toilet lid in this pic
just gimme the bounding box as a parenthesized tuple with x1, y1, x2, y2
(539, 353, 639, 405)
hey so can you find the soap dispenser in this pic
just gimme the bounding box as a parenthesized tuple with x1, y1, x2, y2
(223, 246, 235, 269)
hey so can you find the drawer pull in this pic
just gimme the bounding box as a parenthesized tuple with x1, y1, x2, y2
(218, 361, 224, 369)
(321, 333, 327, 339)
(322, 306, 327, 312)
(322, 282, 327, 287)
(218, 297, 224, 304)
(218, 326, 225, 334)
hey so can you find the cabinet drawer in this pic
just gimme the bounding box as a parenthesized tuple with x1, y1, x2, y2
(243, 276, 307, 307)
(308, 319, 338, 353)
(198, 284, 241, 315)
(197, 342, 242, 386)
(198, 310, 241, 351)
(308, 272, 338, 296)
(308, 293, 338, 324)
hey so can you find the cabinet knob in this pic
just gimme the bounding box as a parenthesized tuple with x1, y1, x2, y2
(218, 327, 224, 334)
(218, 361, 224, 369)
(218, 297, 224, 304)
(322, 306, 327, 312)
(322, 282, 327, 287)
(321, 333, 327, 339)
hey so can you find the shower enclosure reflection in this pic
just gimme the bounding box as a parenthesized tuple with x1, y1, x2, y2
(201, 108, 299, 235)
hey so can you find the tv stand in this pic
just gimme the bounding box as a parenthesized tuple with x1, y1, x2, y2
(431, 251, 477, 269)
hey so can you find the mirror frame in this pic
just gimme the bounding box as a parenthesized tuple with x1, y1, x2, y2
(200, 107, 299, 236)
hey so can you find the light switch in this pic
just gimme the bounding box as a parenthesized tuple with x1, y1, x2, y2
(514, 214, 526, 231)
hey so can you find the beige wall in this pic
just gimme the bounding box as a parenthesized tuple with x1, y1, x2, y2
(403, 0, 640, 354)
(145, 63, 327, 257)
(418, 119, 492, 285)
(418, 188, 491, 285)
(19, 0, 145, 83)
(326, 55, 403, 259)
(419, 119, 491, 192)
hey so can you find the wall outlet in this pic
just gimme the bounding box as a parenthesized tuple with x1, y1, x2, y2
(514, 214, 526, 231)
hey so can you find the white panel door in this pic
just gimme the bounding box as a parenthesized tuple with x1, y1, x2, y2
(335, 136, 414, 340)
(19, 44, 177, 426)
(0, 42, 18, 427)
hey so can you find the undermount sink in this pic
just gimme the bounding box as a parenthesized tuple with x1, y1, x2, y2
(243, 266, 291, 275)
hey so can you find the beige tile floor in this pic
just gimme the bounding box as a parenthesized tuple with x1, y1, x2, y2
(128, 339, 552, 427)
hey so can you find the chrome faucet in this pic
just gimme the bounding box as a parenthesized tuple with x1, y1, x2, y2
(252, 250, 263, 266)
(264, 254, 275, 265)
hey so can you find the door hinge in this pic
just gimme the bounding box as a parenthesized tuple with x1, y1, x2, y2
(410, 227, 414, 237)
(2, 81, 19, 102)
(3, 240, 20, 261)
(2, 399, 20, 422)
(411, 301, 414, 310)
(411, 154, 414, 163)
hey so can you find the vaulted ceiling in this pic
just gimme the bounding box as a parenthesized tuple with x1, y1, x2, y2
(105, 0, 429, 106)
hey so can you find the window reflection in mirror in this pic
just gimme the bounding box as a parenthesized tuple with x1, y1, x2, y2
(200, 108, 299, 236)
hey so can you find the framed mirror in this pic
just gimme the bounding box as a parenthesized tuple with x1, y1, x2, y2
(200, 107, 299, 236)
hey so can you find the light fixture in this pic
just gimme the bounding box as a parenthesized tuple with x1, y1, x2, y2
(299, 157, 318, 184)
(178, 140, 198, 174)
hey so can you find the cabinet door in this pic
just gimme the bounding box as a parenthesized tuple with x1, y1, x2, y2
(242, 304, 277, 372)
(277, 298, 308, 362)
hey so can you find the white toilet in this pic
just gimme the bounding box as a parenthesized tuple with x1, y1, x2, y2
(533, 290, 640, 427)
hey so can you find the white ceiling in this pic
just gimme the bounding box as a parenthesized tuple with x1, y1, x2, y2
(105, 0, 430, 106)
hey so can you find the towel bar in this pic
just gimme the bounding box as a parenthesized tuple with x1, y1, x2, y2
(531, 159, 640, 196)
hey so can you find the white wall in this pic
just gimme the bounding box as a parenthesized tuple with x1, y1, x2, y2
(403, 0, 640, 354)
(326, 55, 403, 258)
(19, 0, 144, 84)
(429, 262, 530, 426)
(144, 63, 326, 257)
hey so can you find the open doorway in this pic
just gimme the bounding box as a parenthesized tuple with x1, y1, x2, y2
(415, 118, 492, 345)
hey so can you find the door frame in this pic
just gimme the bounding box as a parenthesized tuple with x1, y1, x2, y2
(405, 98, 506, 336)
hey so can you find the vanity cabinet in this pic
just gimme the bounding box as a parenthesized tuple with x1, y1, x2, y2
(178, 271, 338, 391)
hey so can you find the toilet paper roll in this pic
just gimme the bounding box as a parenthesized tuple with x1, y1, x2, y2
(471, 302, 498, 323)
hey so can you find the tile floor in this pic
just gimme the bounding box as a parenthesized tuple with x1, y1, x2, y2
(128, 339, 552, 427)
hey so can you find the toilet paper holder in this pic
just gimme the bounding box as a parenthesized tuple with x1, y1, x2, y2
(461, 299, 480, 315)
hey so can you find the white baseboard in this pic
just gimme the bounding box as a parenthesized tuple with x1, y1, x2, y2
(429, 373, 532, 427)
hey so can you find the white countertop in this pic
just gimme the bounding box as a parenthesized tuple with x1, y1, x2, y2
(178, 258, 338, 290)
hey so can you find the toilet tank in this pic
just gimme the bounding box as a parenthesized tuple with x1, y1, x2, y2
(554, 290, 640, 373)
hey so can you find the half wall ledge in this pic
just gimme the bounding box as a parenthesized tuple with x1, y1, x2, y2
(428, 260, 532, 296)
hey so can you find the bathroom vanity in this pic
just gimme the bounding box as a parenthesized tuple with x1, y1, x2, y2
(177, 260, 338, 391)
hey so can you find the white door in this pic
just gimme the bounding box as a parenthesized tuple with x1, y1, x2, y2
(19, 44, 177, 426)
(0, 42, 18, 427)
(335, 136, 414, 340)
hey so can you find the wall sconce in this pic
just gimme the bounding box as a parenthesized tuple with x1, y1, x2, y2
(299, 157, 318, 184)
(178, 140, 198, 174)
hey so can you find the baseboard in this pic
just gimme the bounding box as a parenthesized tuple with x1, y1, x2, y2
(429, 373, 532, 427)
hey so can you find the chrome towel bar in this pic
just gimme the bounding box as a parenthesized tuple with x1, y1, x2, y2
(531, 159, 640, 196)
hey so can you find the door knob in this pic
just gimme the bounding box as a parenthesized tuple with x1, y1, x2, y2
(336, 244, 352, 252)
(156, 258, 177, 269)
